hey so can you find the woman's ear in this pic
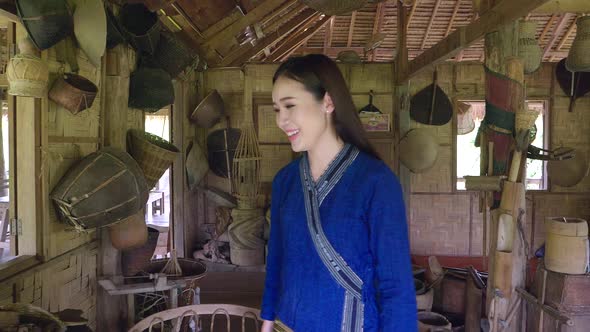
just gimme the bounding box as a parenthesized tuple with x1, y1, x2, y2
(323, 93, 335, 114)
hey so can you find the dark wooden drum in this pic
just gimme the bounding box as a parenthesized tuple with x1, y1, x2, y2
(50, 147, 149, 231)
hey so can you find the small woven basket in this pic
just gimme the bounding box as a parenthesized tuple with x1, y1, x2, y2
(566, 16, 590, 72)
(515, 108, 539, 132)
(48, 73, 98, 114)
(127, 129, 180, 189)
(6, 53, 48, 98)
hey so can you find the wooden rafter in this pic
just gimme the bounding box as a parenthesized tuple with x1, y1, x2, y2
(556, 14, 577, 50)
(542, 13, 572, 58)
(268, 17, 330, 61)
(446, 0, 462, 36)
(277, 15, 333, 62)
(370, 2, 386, 61)
(421, 0, 442, 50)
(202, 0, 289, 51)
(267, 12, 320, 61)
(171, 3, 203, 38)
(404, 0, 552, 80)
(539, 14, 557, 43)
(407, 0, 420, 29)
(396, 0, 409, 81)
(347, 11, 357, 47)
(324, 17, 335, 55)
(220, 8, 318, 66)
(201, 7, 245, 40)
(263, 2, 307, 33)
(0, 3, 18, 22)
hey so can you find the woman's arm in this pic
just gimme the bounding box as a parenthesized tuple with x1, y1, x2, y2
(260, 175, 283, 321)
(367, 171, 417, 331)
(261, 320, 275, 332)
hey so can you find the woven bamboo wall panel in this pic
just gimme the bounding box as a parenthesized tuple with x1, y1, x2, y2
(409, 194, 471, 256)
(256, 103, 288, 144)
(208, 92, 243, 131)
(352, 93, 393, 114)
(469, 194, 485, 256)
(348, 63, 393, 93)
(454, 63, 485, 96)
(259, 145, 293, 183)
(205, 68, 244, 93)
(246, 64, 279, 93)
(411, 145, 452, 193)
(371, 138, 395, 171)
(525, 63, 553, 97)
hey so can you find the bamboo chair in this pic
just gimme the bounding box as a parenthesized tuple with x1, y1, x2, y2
(128, 304, 261, 332)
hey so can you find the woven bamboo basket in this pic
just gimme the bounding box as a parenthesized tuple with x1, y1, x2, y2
(232, 124, 261, 208)
(566, 16, 590, 72)
(518, 20, 542, 74)
(0, 303, 66, 331)
(105, 5, 126, 49)
(229, 208, 265, 266)
(301, 0, 367, 15)
(6, 53, 48, 98)
(48, 73, 98, 114)
(119, 3, 161, 54)
(127, 129, 180, 189)
(108, 209, 148, 250)
(154, 31, 198, 79)
(16, 0, 73, 50)
(457, 101, 475, 135)
(515, 108, 539, 132)
(128, 64, 175, 113)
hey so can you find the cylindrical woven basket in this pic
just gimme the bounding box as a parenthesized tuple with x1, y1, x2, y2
(6, 53, 49, 98)
(232, 124, 261, 205)
(48, 73, 98, 114)
(518, 20, 542, 74)
(119, 3, 161, 54)
(16, 0, 73, 50)
(128, 64, 175, 113)
(301, 0, 368, 15)
(154, 31, 199, 79)
(105, 5, 126, 49)
(515, 108, 539, 132)
(127, 129, 180, 189)
(566, 16, 590, 72)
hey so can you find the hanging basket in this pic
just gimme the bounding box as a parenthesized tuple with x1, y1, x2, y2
(16, 0, 73, 50)
(127, 129, 180, 189)
(207, 128, 242, 178)
(105, 5, 126, 49)
(547, 148, 589, 187)
(336, 50, 362, 64)
(457, 101, 475, 135)
(48, 73, 98, 114)
(50, 147, 149, 231)
(301, 0, 368, 15)
(399, 129, 439, 173)
(154, 31, 199, 79)
(232, 124, 261, 206)
(515, 108, 539, 133)
(73, 0, 106, 67)
(128, 64, 175, 113)
(121, 226, 160, 276)
(518, 20, 542, 74)
(566, 16, 590, 72)
(119, 3, 161, 54)
(185, 139, 209, 191)
(190, 90, 225, 128)
(108, 209, 148, 250)
(6, 53, 49, 98)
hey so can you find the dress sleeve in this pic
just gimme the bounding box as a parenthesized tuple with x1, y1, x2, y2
(260, 175, 283, 320)
(367, 171, 417, 331)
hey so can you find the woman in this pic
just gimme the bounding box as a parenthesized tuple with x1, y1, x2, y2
(261, 54, 416, 332)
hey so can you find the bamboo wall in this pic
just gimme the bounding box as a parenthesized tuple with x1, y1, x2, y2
(408, 62, 590, 258)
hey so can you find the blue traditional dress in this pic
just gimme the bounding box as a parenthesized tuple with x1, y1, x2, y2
(261, 144, 417, 331)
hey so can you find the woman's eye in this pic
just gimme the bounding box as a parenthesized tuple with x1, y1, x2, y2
(285, 104, 294, 109)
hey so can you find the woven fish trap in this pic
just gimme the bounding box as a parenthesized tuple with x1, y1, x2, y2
(127, 129, 180, 189)
(6, 53, 49, 98)
(515, 108, 539, 132)
(301, 0, 367, 15)
(566, 16, 590, 72)
(232, 124, 261, 208)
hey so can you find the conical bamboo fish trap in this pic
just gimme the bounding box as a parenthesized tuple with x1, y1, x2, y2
(232, 124, 261, 209)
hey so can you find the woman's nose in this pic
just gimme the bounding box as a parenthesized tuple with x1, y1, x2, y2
(276, 109, 289, 126)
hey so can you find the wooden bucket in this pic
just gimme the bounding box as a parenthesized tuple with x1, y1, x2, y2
(544, 217, 589, 275)
(50, 148, 149, 231)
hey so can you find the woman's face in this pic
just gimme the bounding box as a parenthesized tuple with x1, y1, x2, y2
(272, 76, 333, 153)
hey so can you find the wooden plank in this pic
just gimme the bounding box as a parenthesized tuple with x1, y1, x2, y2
(172, 80, 185, 257)
(274, 14, 331, 63)
(404, 0, 551, 81)
(323, 17, 334, 55)
(47, 136, 100, 144)
(556, 14, 577, 50)
(370, 2, 386, 61)
(201, 7, 245, 40)
(347, 11, 357, 47)
(268, 13, 325, 62)
(261, 2, 306, 34)
(202, 0, 287, 51)
(0, 2, 18, 22)
(407, 0, 419, 29)
(542, 14, 571, 58)
(446, 0, 462, 37)
(421, 0, 441, 50)
(221, 9, 318, 66)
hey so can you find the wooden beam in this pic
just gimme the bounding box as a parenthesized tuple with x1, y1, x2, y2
(0, 2, 18, 22)
(269, 16, 336, 61)
(201, 7, 246, 40)
(278, 15, 332, 62)
(202, 0, 287, 51)
(370, 2, 386, 61)
(539, 14, 556, 43)
(542, 13, 571, 58)
(220, 8, 317, 66)
(421, 0, 442, 50)
(404, 0, 551, 81)
(265, 12, 320, 61)
(446, 0, 462, 36)
(324, 17, 335, 55)
(396, 0, 409, 82)
(297, 46, 395, 54)
(556, 14, 577, 50)
(258, 0, 299, 28)
(262, 2, 307, 33)
(347, 11, 357, 47)
(407, 0, 420, 29)
(170, 3, 203, 38)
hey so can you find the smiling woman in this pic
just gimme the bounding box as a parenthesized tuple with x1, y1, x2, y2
(261, 54, 417, 332)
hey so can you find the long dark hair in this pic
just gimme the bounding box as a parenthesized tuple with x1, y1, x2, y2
(272, 54, 380, 160)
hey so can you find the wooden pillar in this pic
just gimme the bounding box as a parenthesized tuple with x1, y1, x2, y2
(97, 44, 138, 331)
(482, 18, 528, 332)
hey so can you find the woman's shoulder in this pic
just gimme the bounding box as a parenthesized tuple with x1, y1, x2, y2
(272, 156, 302, 185)
(355, 150, 400, 184)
